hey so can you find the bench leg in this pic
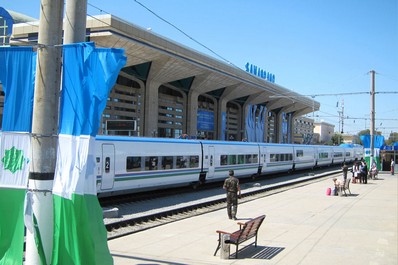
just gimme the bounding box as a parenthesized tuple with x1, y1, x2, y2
(214, 234, 221, 256)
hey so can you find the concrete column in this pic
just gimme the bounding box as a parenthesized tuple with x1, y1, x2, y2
(263, 109, 269, 142)
(187, 90, 199, 137)
(212, 97, 219, 140)
(275, 111, 283, 143)
(144, 79, 161, 136)
(218, 98, 228, 140)
(242, 104, 249, 140)
(236, 104, 242, 141)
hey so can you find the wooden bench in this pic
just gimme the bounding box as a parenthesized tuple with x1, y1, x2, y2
(214, 215, 266, 258)
(339, 178, 351, 196)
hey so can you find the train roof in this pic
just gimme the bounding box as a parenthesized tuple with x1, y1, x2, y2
(95, 135, 363, 149)
(95, 135, 201, 145)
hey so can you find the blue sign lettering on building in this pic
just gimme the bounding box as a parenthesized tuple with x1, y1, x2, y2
(245, 62, 275, 83)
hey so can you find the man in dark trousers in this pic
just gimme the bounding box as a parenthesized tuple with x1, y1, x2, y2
(342, 162, 348, 181)
(360, 161, 368, 184)
(223, 170, 241, 220)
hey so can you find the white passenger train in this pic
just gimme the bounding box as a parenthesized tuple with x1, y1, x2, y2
(95, 136, 364, 197)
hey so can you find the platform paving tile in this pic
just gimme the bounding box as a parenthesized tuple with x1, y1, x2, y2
(108, 173, 397, 265)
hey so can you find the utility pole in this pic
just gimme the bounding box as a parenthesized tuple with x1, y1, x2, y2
(64, 0, 87, 43)
(370, 70, 376, 164)
(25, 1, 64, 264)
(341, 98, 344, 134)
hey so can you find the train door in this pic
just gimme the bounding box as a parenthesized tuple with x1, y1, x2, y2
(101, 144, 115, 190)
(261, 146, 267, 173)
(207, 146, 215, 179)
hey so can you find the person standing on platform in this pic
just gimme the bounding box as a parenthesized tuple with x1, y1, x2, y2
(342, 162, 348, 181)
(360, 161, 368, 184)
(223, 170, 241, 220)
(391, 159, 395, 175)
(352, 162, 360, 183)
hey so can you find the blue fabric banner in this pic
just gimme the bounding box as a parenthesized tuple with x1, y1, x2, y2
(360, 135, 385, 148)
(0, 47, 36, 132)
(60, 42, 126, 136)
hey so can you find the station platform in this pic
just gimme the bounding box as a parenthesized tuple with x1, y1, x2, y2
(108, 172, 397, 265)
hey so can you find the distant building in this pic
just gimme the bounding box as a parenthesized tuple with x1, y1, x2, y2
(314, 121, 335, 144)
(293, 117, 314, 144)
(342, 134, 360, 144)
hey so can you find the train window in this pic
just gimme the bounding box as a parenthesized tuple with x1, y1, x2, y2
(238, 155, 245, 164)
(145, 156, 158, 170)
(177, 156, 188, 168)
(228, 155, 237, 165)
(220, 155, 228, 166)
(288, 154, 293, 161)
(334, 152, 343, 158)
(296, 150, 303, 157)
(319, 152, 328, 158)
(346, 152, 351, 157)
(161, 156, 174, 170)
(189, 156, 199, 168)
(252, 154, 258, 163)
(245, 154, 252, 163)
(96, 157, 100, 163)
(270, 154, 276, 162)
(126, 156, 141, 172)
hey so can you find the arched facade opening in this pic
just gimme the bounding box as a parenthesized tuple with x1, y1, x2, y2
(100, 73, 143, 136)
(157, 85, 186, 138)
(225, 102, 241, 141)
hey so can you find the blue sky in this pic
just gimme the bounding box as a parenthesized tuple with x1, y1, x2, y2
(3, 0, 398, 138)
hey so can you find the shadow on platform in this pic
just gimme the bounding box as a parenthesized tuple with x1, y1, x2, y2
(231, 245, 285, 260)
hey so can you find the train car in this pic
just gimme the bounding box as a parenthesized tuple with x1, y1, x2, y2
(94, 135, 364, 197)
(353, 145, 364, 161)
(95, 136, 204, 197)
(343, 147, 354, 163)
(331, 146, 346, 165)
(314, 145, 333, 167)
(259, 143, 294, 175)
(200, 140, 261, 181)
(292, 145, 317, 170)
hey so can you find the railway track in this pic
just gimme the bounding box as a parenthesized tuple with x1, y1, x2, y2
(104, 167, 343, 240)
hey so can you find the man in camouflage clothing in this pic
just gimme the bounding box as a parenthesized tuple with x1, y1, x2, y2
(223, 170, 241, 220)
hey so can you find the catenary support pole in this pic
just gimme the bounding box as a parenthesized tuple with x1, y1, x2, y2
(370, 70, 375, 164)
(25, 0, 64, 264)
(64, 0, 87, 43)
(369, 70, 375, 165)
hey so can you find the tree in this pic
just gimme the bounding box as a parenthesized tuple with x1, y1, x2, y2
(357, 129, 370, 137)
(331, 133, 343, 145)
(386, 132, 398, 146)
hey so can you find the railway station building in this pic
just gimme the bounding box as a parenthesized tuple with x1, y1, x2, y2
(1, 10, 320, 143)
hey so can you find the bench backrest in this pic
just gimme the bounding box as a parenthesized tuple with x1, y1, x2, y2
(236, 215, 265, 243)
